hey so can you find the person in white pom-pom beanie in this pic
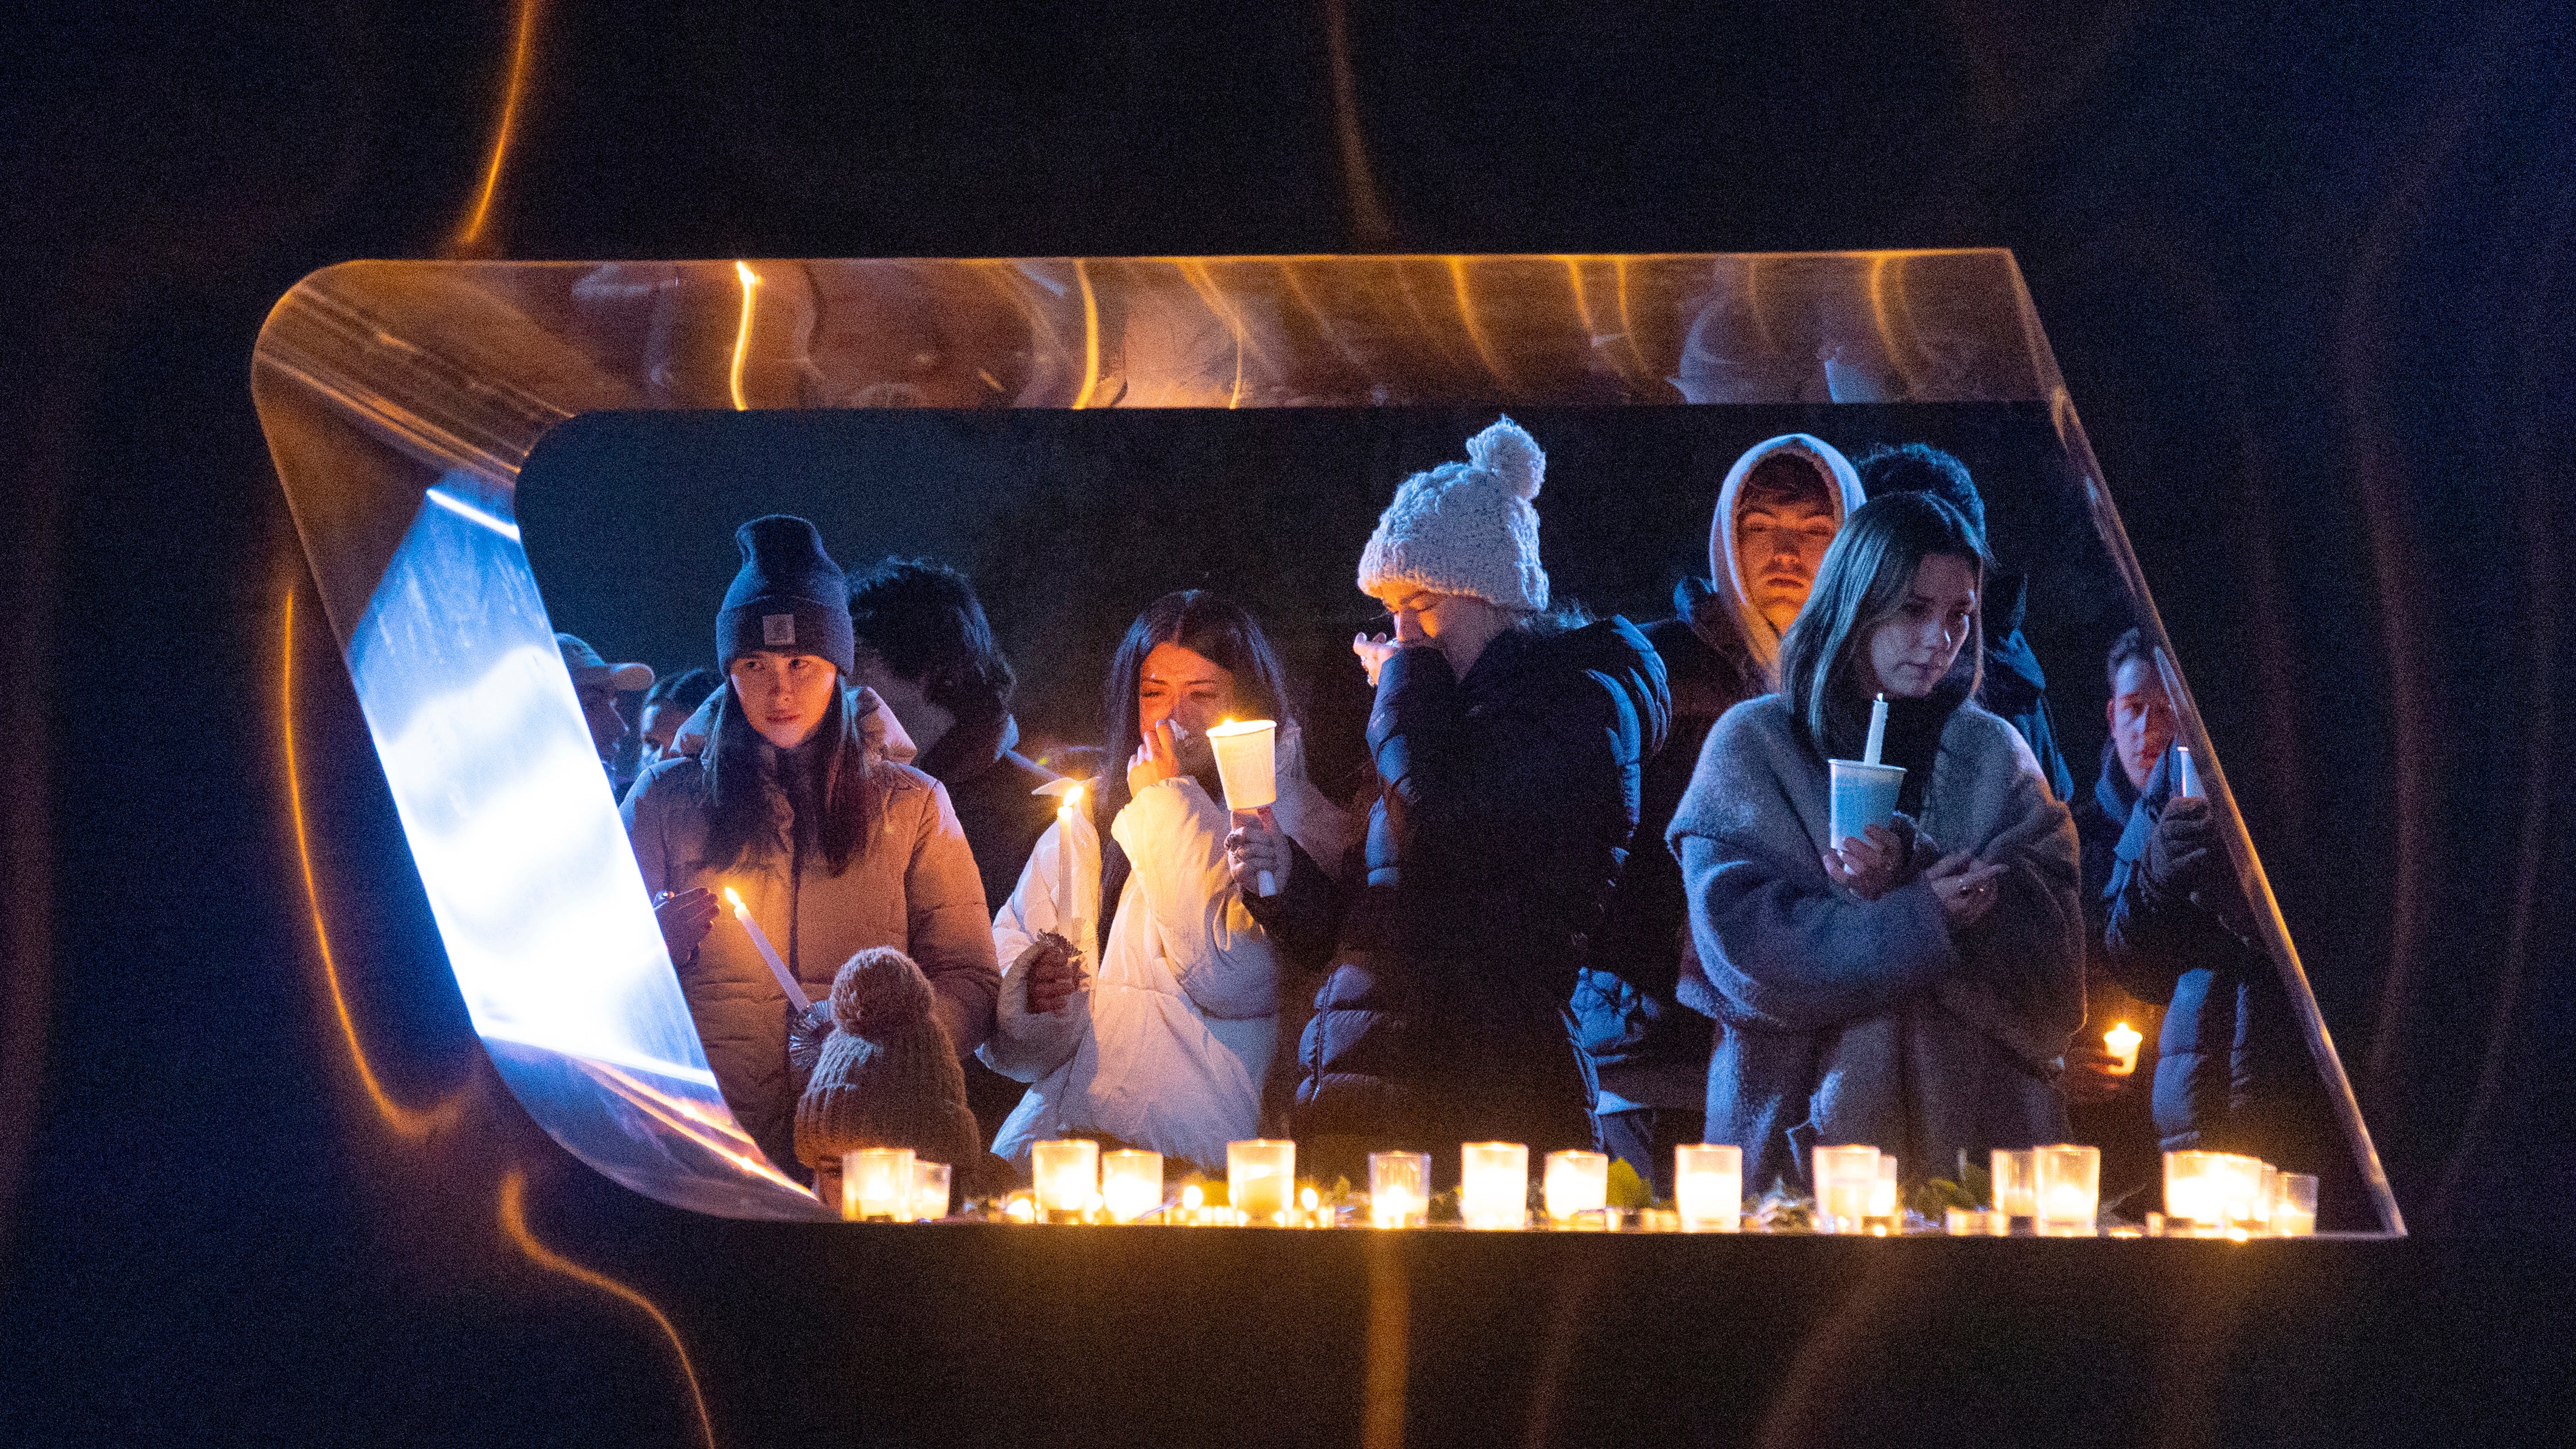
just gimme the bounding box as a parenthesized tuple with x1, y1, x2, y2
(1224, 417, 1674, 1185)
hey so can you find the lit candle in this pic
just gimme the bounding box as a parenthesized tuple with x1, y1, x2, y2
(2033, 1143, 2101, 1235)
(2104, 1022, 2143, 1076)
(2272, 1172, 2318, 1236)
(845, 1146, 915, 1221)
(722, 886, 808, 1010)
(2163, 1150, 2223, 1229)
(1300, 1185, 1323, 1227)
(1460, 1142, 1529, 1229)
(1055, 783, 1085, 936)
(1673, 1144, 1741, 1232)
(1179, 1182, 1205, 1225)
(1032, 1139, 1099, 1218)
(1205, 718, 1281, 896)
(1101, 1149, 1163, 1223)
(2212, 1155, 2268, 1228)
(1869, 1155, 1901, 1222)
(1543, 1150, 1610, 1223)
(1991, 1149, 2037, 1221)
(1369, 1151, 1430, 1228)
(1811, 1145, 1880, 1233)
(910, 1159, 952, 1222)
(1863, 692, 1889, 766)
(2174, 744, 2203, 799)
(1228, 1139, 1295, 1223)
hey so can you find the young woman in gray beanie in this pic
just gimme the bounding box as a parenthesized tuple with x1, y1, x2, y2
(1229, 419, 1672, 1183)
(623, 515, 1000, 1183)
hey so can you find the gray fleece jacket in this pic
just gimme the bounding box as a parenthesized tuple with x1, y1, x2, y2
(1668, 694, 2084, 1193)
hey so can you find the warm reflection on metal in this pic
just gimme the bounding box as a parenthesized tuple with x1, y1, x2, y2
(498, 1168, 717, 1449)
(281, 587, 468, 1140)
(454, 0, 542, 255)
(251, 253, 2400, 1232)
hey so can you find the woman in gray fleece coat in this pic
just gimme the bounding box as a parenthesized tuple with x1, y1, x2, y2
(1668, 493, 2084, 1195)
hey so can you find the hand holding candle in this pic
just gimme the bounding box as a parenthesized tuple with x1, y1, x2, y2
(1206, 718, 1280, 897)
(722, 886, 808, 1010)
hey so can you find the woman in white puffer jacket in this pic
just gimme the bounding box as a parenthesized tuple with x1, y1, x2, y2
(980, 591, 1350, 1174)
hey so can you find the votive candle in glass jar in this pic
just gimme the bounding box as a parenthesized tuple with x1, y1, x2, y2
(2272, 1172, 2318, 1236)
(1811, 1145, 1880, 1233)
(910, 1159, 952, 1221)
(1228, 1139, 1295, 1224)
(2162, 1150, 2226, 1229)
(1460, 1142, 1530, 1229)
(1674, 1144, 1742, 1232)
(846, 1146, 916, 1222)
(2033, 1144, 2101, 1235)
(1369, 1151, 1430, 1228)
(1100, 1149, 1163, 1223)
(1543, 1150, 1609, 1223)
(1869, 1155, 1901, 1223)
(1032, 1139, 1099, 1218)
(2211, 1154, 2268, 1228)
(1991, 1149, 2037, 1222)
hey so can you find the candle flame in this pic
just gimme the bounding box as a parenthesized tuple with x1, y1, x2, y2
(722, 885, 744, 909)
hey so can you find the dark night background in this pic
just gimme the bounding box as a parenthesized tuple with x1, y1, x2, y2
(5, 2, 2573, 1445)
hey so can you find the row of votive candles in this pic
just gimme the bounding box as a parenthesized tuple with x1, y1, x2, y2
(839, 1148, 953, 1221)
(2159, 1151, 2317, 1235)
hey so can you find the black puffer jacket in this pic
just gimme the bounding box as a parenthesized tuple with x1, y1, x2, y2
(2104, 748, 2307, 1156)
(1978, 573, 2076, 806)
(1255, 616, 1671, 1171)
(916, 710, 1058, 910)
(1571, 582, 1748, 1090)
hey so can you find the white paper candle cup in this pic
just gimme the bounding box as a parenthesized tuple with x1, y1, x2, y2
(1674, 1144, 1742, 1232)
(1032, 1139, 1100, 1218)
(1461, 1142, 1530, 1229)
(1991, 1149, 2037, 1220)
(1369, 1151, 1431, 1228)
(1228, 1139, 1295, 1223)
(1543, 1150, 1610, 1223)
(2033, 1144, 2101, 1234)
(846, 1146, 916, 1222)
(1811, 1144, 1881, 1233)
(1826, 760, 1905, 856)
(1100, 1149, 1164, 1223)
(910, 1160, 953, 1221)
(1206, 719, 1279, 812)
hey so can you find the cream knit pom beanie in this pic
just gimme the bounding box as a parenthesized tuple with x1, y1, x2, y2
(1355, 417, 1550, 612)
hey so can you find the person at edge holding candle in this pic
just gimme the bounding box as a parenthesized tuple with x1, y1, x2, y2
(844, 557, 1060, 1148)
(2099, 636, 2331, 1186)
(1576, 433, 1864, 1196)
(980, 591, 1352, 1174)
(1855, 444, 2077, 806)
(1668, 492, 2085, 1196)
(1230, 418, 1672, 1183)
(622, 515, 1000, 1179)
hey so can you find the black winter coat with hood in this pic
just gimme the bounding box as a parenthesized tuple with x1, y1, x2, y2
(1252, 615, 1671, 1170)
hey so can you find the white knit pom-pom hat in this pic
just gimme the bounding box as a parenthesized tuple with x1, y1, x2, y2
(1355, 417, 1550, 612)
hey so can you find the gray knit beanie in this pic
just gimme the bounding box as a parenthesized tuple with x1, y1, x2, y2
(791, 948, 980, 1177)
(1355, 417, 1549, 612)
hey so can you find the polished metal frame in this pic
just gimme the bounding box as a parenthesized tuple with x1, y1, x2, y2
(253, 252, 2400, 1231)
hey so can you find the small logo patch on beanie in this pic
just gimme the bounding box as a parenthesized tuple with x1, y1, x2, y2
(762, 614, 796, 646)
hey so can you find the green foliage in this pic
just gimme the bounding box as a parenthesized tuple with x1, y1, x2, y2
(1604, 1158, 1654, 1210)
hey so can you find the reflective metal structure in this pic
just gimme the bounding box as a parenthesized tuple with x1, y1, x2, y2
(251, 253, 2401, 1231)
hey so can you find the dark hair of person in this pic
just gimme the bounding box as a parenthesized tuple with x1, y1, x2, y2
(1778, 492, 1988, 759)
(697, 680, 884, 877)
(1738, 452, 1833, 513)
(2104, 626, 2156, 689)
(1093, 591, 1292, 927)
(847, 558, 1015, 727)
(644, 666, 720, 714)
(1854, 442, 1986, 546)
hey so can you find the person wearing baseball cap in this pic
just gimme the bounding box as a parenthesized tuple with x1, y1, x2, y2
(556, 633, 653, 783)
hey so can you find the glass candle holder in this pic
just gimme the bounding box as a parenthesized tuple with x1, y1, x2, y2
(1811, 1144, 1880, 1233)
(1228, 1139, 1295, 1224)
(2033, 1144, 2101, 1235)
(2162, 1150, 2226, 1228)
(2209, 1154, 2268, 1228)
(1991, 1149, 2037, 1221)
(1032, 1139, 1100, 1218)
(1100, 1149, 1163, 1223)
(1543, 1150, 1609, 1223)
(1673, 1144, 1742, 1232)
(1460, 1142, 1529, 1229)
(2272, 1172, 2319, 1236)
(1869, 1155, 1901, 1223)
(845, 1146, 916, 1222)
(910, 1159, 952, 1221)
(1369, 1151, 1430, 1228)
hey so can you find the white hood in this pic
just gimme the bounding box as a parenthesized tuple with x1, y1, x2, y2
(1709, 433, 1868, 687)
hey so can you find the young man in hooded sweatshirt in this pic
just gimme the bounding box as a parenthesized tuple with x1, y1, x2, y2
(1228, 418, 1671, 1184)
(1577, 433, 1865, 1196)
